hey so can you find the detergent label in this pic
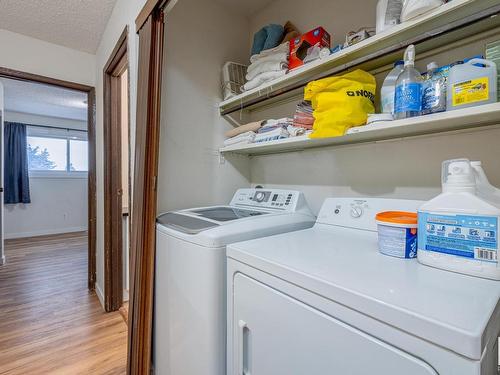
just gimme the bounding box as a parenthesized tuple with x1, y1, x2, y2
(452, 77, 489, 107)
(418, 213, 498, 264)
(378, 225, 417, 259)
(395, 83, 422, 113)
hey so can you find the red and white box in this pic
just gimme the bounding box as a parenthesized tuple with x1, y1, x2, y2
(289, 27, 331, 70)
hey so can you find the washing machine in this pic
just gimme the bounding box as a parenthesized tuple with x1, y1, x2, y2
(154, 188, 315, 375)
(227, 197, 500, 375)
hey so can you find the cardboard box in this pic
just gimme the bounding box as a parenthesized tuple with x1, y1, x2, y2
(289, 27, 331, 70)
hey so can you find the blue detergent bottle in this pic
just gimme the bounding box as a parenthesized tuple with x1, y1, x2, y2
(394, 45, 423, 119)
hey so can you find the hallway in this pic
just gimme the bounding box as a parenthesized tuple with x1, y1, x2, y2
(0, 232, 127, 375)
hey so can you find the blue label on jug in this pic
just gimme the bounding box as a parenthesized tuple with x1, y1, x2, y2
(418, 213, 498, 264)
(422, 85, 438, 110)
(395, 83, 422, 113)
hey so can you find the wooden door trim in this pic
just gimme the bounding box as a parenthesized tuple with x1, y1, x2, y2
(87, 88, 97, 290)
(0, 67, 93, 92)
(128, 7, 164, 374)
(136, 0, 166, 31)
(103, 27, 129, 312)
(0, 67, 97, 291)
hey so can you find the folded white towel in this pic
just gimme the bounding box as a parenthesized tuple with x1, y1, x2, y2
(286, 125, 307, 137)
(243, 70, 286, 91)
(254, 127, 289, 143)
(260, 117, 293, 131)
(286, 125, 313, 137)
(250, 42, 290, 64)
(223, 131, 256, 147)
(248, 53, 288, 71)
(246, 60, 288, 81)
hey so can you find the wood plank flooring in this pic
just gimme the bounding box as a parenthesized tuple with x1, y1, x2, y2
(0, 232, 127, 375)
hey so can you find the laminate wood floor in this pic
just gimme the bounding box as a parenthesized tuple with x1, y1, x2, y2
(0, 232, 127, 375)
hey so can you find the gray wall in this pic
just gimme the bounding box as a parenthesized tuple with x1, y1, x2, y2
(156, 0, 252, 213)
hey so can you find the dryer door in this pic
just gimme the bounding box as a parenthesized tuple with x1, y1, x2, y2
(232, 273, 438, 375)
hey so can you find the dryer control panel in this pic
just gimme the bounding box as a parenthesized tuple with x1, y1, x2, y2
(316, 198, 424, 231)
(230, 189, 304, 212)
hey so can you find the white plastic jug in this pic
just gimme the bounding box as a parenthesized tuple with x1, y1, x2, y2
(418, 159, 500, 280)
(472, 161, 500, 207)
(376, 0, 403, 34)
(447, 58, 498, 111)
(401, 0, 444, 22)
(381, 60, 404, 114)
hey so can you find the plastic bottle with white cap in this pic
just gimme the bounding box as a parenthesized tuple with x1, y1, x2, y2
(421, 61, 447, 115)
(394, 45, 423, 120)
(471, 161, 500, 207)
(381, 60, 404, 115)
(418, 159, 500, 280)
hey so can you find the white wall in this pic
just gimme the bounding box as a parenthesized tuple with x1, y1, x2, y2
(93, 0, 148, 307)
(0, 29, 96, 87)
(246, 0, 500, 215)
(4, 177, 88, 239)
(156, 0, 251, 213)
(3, 111, 88, 239)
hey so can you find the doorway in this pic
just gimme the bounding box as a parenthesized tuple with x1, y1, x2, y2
(0, 67, 97, 288)
(0, 70, 126, 373)
(103, 27, 130, 313)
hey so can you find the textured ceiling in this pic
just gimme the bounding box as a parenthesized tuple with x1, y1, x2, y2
(0, 0, 118, 53)
(214, 0, 275, 17)
(0, 78, 87, 121)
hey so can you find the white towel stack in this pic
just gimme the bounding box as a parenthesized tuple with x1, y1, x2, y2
(254, 127, 289, 143)
(243, 42, 289, 92)
(223, 131, 256, 147)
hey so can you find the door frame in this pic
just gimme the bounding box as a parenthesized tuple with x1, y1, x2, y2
(103, 27, 129, 312)
(127, 1, 167, 373)
(0, 67, 97, 290)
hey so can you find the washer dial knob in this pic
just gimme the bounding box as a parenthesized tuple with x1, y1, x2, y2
(254, 192, 266, 202)
(350, 206, 364, 218)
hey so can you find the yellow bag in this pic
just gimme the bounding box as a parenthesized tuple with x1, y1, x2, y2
(304, 70, 376, 138)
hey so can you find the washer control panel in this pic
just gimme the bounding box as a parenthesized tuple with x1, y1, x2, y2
(230, 189, 300, 211)
(317, 198, 423, 231)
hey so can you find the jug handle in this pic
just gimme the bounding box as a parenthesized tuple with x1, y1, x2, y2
(467, 58, 496, 69)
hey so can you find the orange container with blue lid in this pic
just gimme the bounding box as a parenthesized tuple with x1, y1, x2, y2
(376, 211, 418, 259)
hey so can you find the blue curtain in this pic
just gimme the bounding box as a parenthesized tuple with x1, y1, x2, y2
(4, 122, 30, 204)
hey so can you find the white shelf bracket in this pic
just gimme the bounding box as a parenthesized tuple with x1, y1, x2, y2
(218, 151, 226, 165)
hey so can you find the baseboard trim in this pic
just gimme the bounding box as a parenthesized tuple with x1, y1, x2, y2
(95, 282, 105, 309)
(5, 226, 88, 240)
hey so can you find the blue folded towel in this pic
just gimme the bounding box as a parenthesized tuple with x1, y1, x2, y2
(251, 24, 284, 56)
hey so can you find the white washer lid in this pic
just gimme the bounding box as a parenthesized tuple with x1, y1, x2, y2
(227, 225, 500, 360)
(157, 209, 315, 248)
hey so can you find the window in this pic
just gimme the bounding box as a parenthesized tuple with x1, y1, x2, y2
(69, 140, 88, 171)
(27, 126, 88, 177)
(28, 136, 68, 171)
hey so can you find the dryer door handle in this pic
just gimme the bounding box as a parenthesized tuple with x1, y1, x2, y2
(238, 320, 251, 375)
